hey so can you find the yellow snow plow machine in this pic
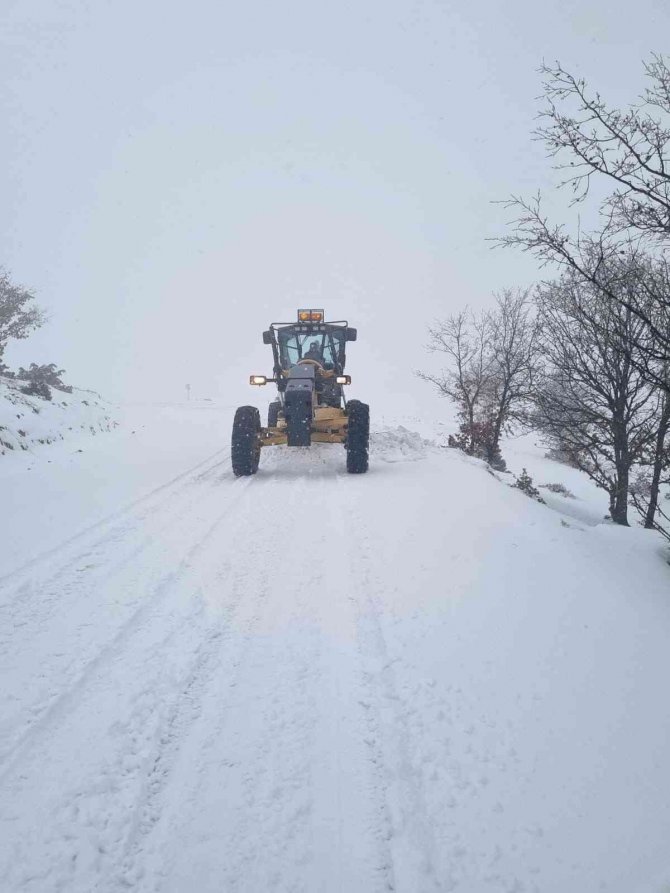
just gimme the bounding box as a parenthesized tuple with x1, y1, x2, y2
(231, 309, 369, 475)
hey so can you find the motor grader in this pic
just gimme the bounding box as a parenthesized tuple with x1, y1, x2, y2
(231, 309, 369, 475)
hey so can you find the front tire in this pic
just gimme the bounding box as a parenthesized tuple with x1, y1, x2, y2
(232, 406, 261, 476)
(346, 400, 369, 473)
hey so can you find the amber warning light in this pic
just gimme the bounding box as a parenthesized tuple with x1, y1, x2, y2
(297, 309, 324, 322)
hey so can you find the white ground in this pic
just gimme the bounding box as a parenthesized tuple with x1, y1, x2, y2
(1, 401, 670, 893)
(0, 375, 116, 459)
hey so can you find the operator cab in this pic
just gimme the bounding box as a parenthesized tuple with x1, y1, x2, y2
(260, 310, 357, 409)
(277, 329, 344, 372)
(262, 309, 356, 379)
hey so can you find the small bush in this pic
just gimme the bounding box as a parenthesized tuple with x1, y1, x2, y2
(449, 419, 507, 471)
(512, 468, 545, 503)
(544, 445, 581, 469)
(539, 482, 575, 498)
(20, 379, 52, 400)
(17, 363, 72, 399)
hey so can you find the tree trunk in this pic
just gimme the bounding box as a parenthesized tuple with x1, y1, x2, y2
(490, 386, 509, 460)
(490, 415, 503, 461)
(645, 396, 670, 528)
(611, 471, 630, 525)
(468, 402, 476, 455)
(610, 414, 630, 526)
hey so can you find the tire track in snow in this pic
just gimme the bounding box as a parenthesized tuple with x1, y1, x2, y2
(344, 459, 527, 892)
(137, 451, 393, 893)
(343, 488, 445, 892)
(0, 474, 253, 777)
(114, 530, 275, 891)
(324, 470, 398, 893)
(0, 448, 236, 691)
(0, 474, 267, 893)
(2, 442, 435, 893)
(0, 445, 232, 589)
(149, 468, 330, 892)
(0, 469, 223, 641)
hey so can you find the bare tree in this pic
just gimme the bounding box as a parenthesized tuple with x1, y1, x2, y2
(495, 56, 670, 531)
(536, 56, 670, 243)
(0, 267, 45, 362)
(418, 292, 539, 466)
(534, 267, 659, 525)
(498, 197, 670, 377)
(500, 210, 670, 529)
(483, 288, 540, 463)
(499, 56, 670, 362)
(417, 309, 491, 455)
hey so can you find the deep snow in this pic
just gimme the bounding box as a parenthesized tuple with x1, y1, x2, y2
(1, 401, 670, 892)
(0, 375, 116, 457)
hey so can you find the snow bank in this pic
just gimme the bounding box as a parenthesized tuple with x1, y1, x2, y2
(0, 400, 231, 576)
(370, 424, 434, 463)
(0, 375, 116, 458)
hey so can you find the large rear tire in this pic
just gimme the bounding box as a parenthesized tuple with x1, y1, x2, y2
(346, 400, 369, 473)
(232, 406, 261, 476)
(268, 401, 281, 427)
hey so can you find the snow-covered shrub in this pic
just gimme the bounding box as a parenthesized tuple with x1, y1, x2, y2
(512, 468, 545, 503)
(20, 378, 52, 400)
(18, 366, 52, 400)
(540, 482, 575, 498)
(544, 443, 581, 468)
(18, 363, 72, 392)
(449, 418, 507, 470)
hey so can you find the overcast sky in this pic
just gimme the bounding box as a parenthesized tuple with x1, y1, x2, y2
(1, 0, 668, 410)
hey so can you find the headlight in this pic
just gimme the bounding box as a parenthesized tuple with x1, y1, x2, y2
(336, 375, 351, 385)
(250, 375, 268, 386)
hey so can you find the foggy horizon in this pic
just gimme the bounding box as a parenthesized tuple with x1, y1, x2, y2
(2, 0, 668, 407)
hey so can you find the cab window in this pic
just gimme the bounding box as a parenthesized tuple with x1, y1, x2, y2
(278, 329, 344, 369)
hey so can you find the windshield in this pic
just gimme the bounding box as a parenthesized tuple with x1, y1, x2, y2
(277, 328, 345, 370)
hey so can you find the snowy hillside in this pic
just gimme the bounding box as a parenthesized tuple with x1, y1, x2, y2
(0, 375, 116, 457)
(1, 404, 669, 893)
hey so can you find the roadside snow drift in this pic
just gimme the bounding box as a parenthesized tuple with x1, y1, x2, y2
(1, 406, 669, 893)
(0, 374, 116, 456)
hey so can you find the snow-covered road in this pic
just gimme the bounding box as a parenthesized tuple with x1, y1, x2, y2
(2, 407, 670, 892)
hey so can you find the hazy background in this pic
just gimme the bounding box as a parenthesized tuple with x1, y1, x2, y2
(1, 0, 668, 413)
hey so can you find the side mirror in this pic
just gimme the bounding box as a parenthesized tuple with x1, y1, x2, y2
(262, 330, 273, 345)
(345, 327, 357, 342)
